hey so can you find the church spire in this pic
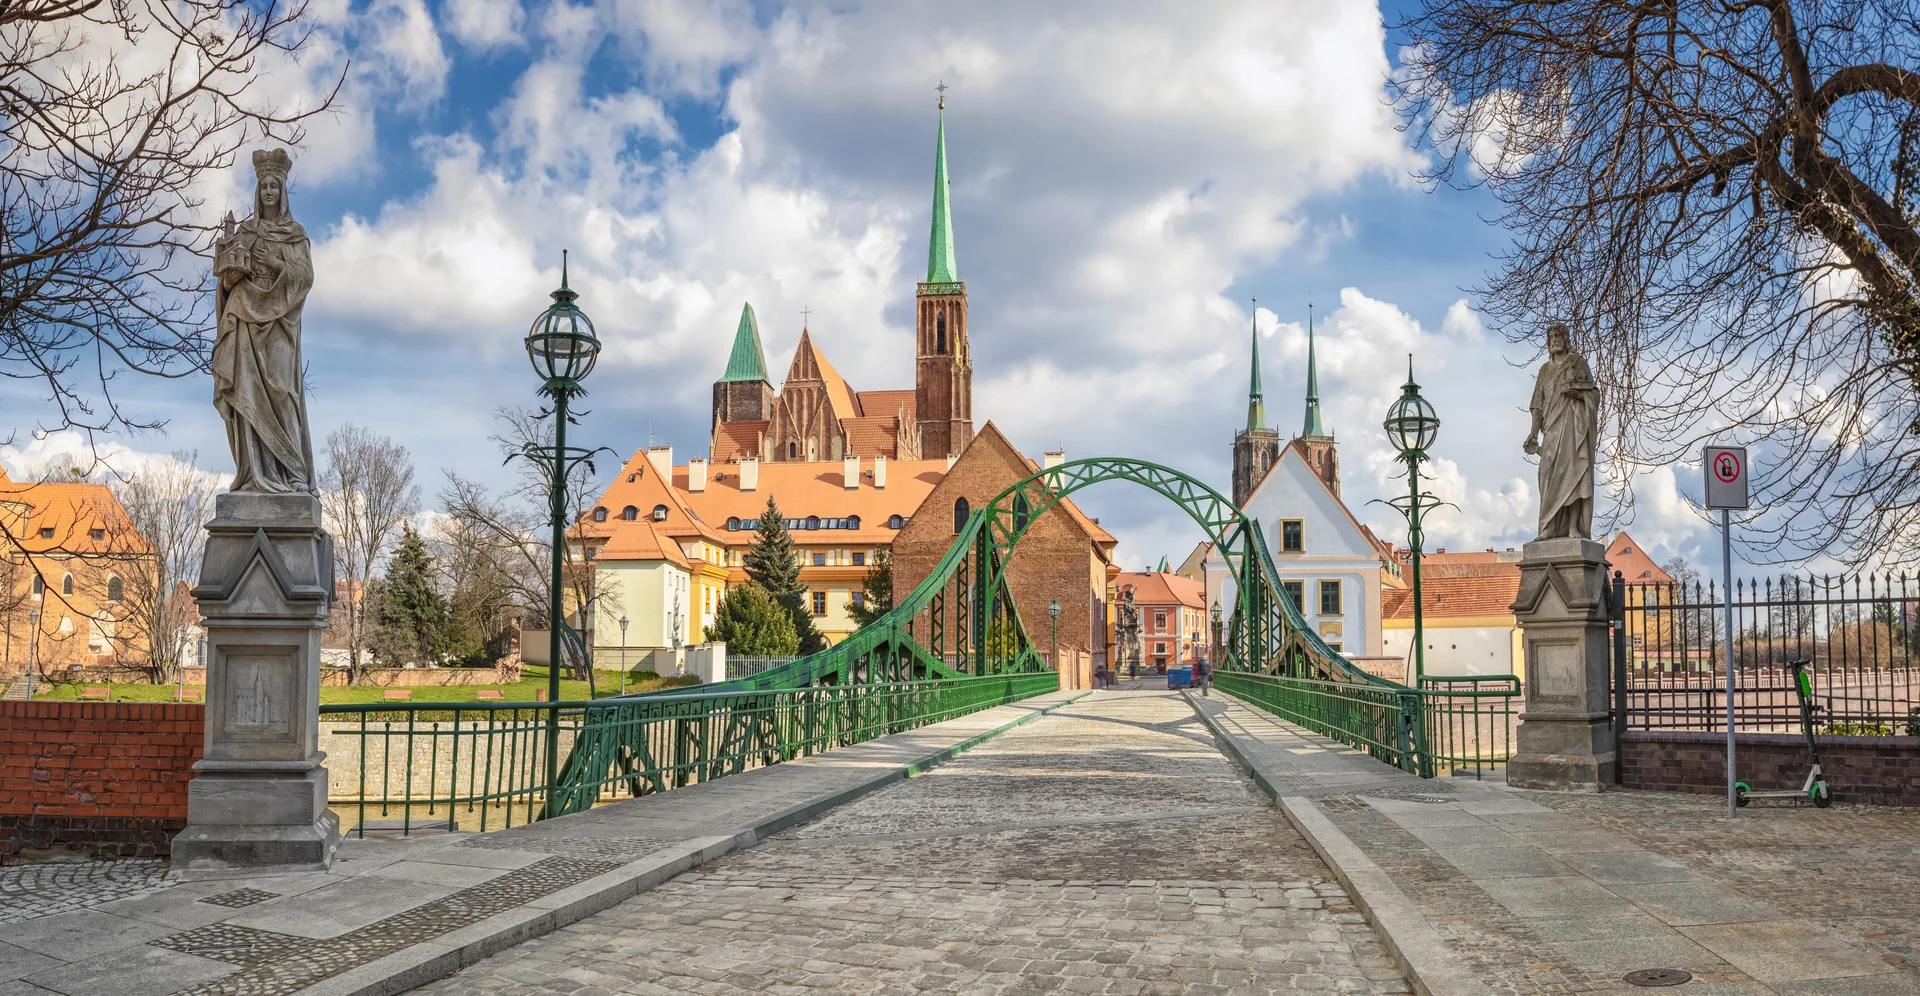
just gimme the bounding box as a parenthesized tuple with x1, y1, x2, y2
(719, 302, 770, 383)
(926, 85, 959, 285)
(1246, 301, 1266, 432)
(1303, 303, 1327, 437)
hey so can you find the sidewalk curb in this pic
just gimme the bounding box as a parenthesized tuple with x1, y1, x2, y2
(1183, 690, 1482, 996)
(298, 689, 1090, 996)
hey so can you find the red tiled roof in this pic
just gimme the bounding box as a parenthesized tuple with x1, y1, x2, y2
(1383, 565, 1520, 620)
(0, 470, 150, 556)
(841, 415, 903, 460)
(856, 390, 916, 420)
(598, 517, 689, 567)
(711, 421, 766, 462)
(1114, 571, 1205, 609)
(672, 458, 947, 545)
(1606, 532, 1674, 583)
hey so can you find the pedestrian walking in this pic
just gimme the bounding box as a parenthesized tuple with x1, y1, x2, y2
(1093, 663, 1109, 690)
(1193, 654, 1211, 697)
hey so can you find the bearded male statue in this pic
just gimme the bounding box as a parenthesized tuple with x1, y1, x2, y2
(212, 148, 316, 494)
(1522, 322, 1599, 541)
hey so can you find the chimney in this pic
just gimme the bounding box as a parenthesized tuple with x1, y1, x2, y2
(647, 445, 673, 478)
(739, 457, 758, 492)
(843, 455, 860, 491)
(1043, 450, 1065, 488)
(687, 457, 708, 493)
(946, 454, 958, 471)
(873, 455, 887, 489)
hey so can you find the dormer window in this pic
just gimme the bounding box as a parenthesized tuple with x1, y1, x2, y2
(846, 515, 860, 530)
(888, 515, 904, 529)
(727, 517, 740, 530)
(627, 472, 637, 482)
(593, 507, 607, 522)
(805, 515, 820, 530)
(89, 528, 104, 541)
(38, 528, 52, 539)
(652, 505, 669, 522)
(622, 506, 638, 521)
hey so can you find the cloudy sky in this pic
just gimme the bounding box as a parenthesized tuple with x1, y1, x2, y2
(4, 0, 1759, 576)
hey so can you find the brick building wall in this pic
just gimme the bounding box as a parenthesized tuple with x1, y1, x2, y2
(0, 701, 202, 860)
(892, 424, 1111, 665)
(1620, 729, 1920, 807)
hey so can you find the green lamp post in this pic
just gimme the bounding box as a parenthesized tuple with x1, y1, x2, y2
(524, 250, 602, 805)
(1048, 599, 1061, 674)
(1382, 356, 1441, 685)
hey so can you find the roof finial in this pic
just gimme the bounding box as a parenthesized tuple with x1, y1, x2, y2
(561, 249, 569, 290)
(1303, 302, 1327, 438)
(801, 305, 812, 328)
(936, 79, 948, 110)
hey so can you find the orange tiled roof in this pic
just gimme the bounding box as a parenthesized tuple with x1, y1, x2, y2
(842, 415, 904, 460)
(711, 421, 766, 462)
(577, 449, 724, 546)
(794, 333, 860, 424)
(672, 458, 947, 545)
(1606, 532, 1674, 583)
(1114, 571, 1205, 610)
(0, 471, 151, 556)
(1383, 566, 1520, 620)
(856, 390, 916, 420)
(598, 517, 689, 567)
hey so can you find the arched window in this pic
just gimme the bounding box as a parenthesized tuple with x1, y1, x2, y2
(1014, 494, 1031, 534)
(846, 515, 860, 530)
(592, 507, 607, 522)
(953, 497, 970, 534)
(727, 516, 740, 530)
(106, 576, 123, 603)
(61, 573, 73, 596)
(789, 442, 798, 458)
(936, 312, 947, 354)
(31, 576, 42, 595)
(622, 506, 638, 521)
(652, 505, 669, 522)
(888, 514, 903, 530)
(805, 515, 820, 530)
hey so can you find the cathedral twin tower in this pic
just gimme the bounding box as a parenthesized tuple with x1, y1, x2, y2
(710, 101, 974, 465)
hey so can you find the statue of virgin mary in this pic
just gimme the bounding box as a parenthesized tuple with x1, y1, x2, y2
(212, 148, 316, 494)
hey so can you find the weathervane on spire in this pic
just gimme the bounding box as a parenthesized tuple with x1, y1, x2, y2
(936, 80, 948, 109)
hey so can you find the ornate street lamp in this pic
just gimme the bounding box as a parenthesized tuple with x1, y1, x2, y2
(521, 251, 604, 803)
(1048, 599, 1062, 676)
(1210, 599, 1222, 670)
(618, 615, 629, 696)
(1380, 355, 1443, 685)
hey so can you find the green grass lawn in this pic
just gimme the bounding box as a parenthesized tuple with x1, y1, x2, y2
(19, 664, 700, 704)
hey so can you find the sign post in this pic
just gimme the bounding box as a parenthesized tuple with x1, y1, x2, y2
(1703, 445, 1750, 819)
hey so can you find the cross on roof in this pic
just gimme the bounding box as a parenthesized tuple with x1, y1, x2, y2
(801, 306, 812, 326)
(936, 80, 948, 108)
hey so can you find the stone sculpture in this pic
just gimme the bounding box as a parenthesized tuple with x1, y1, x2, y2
(1522, 322, 1599, 541)
(213, 148, 316, 495)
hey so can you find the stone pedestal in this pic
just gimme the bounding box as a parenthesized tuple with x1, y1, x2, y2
(172, 493, 339, 872)
(1508, 537, 1616, 791)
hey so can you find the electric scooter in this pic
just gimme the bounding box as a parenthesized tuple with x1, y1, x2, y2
(1734, 659, 1833, 808)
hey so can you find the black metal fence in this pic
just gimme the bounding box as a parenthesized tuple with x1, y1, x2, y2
(1613, 572, 1920, 735)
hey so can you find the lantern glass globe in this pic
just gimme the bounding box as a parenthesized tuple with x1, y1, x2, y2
(525, 253, 601, 385)
(1384, 389, 1439, 455)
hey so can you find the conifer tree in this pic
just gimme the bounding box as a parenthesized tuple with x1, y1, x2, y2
(375, 525, 450, 666)
(847, 548, 893, 628)
(743, 496, 825, 653)
(706, 582, 800, 658)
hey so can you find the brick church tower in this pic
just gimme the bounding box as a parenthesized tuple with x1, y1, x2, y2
(1231, 311, 1280, 507)
(915, 96, 974, 459)
(712, 302, 775, 426)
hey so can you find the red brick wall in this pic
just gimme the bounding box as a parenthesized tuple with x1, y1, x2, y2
(1620, 729, 1920, 807)
(0, 701, 203, 861)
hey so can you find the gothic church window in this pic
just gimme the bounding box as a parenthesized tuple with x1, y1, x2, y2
(936, 312, 947, 354)
(790, 442, 797, 459)
(953, 498, 970, 534)
(1014, 494, 1030, 534)
(32, 576, 42, 595)
(107, 576, 122, 603)
(62, 573, 73, 595)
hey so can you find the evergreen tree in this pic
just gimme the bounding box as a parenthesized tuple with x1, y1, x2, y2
(846, 548, 893, 628)
(374, 525, 450, 666)
(743, 496, 826, 653)
(706, 582, 799, 657)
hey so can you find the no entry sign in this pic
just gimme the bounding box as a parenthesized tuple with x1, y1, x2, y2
(1704, 445, 1750, 511)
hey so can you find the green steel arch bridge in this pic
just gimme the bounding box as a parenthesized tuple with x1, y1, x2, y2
(322, 458, 1519, 833)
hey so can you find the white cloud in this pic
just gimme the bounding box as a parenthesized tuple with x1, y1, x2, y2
(0, 432, 230, 490)
(608, 0, 756, 97)
(363, 0, 452, 106)
(445, 0, 525, 50)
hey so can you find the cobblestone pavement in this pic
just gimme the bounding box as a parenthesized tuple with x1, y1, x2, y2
(0, 856, 175, 924)
(419, 690, 1412, 995)
(1535, 789, 1920, 976)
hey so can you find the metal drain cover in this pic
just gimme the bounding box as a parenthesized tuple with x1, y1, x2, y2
(1624, 968, 1692, 987)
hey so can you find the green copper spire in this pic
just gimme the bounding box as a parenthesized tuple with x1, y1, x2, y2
(1246, 303, 1266, 432)
(1303, 303, 1327, 437)
(926, 94, 959, 285)
(719, 302, 770, 383)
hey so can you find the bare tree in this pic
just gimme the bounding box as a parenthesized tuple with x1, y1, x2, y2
(1395, 0, 1920, 562)
(1, 0, 341, 442)
(100, 455, 218, 682)
(320, 425, 418, 681)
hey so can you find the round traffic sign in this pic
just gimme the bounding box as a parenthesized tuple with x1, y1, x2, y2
(1712, 451, 1741, 483)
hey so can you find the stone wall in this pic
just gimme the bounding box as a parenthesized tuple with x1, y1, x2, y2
(36, 663, 514, 687)
(0, 701, 203, 860)
(1620, 729, 1920, 807)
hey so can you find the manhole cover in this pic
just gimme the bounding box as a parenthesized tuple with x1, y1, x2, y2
(1623, 968, 1692, 987)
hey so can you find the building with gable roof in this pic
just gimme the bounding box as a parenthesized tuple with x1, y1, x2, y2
(709, 97, 972, 467)
(1231, 312, 1401, 657)
(1383, 548, 1525, 678)
(1113, 570, 1208, 673)
(0, 468, 157, 676)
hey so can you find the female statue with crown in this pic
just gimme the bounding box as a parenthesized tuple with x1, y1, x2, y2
(212, 148, 316, 494)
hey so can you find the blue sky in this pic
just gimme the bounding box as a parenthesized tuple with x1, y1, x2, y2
(2, 0, 1766, 577)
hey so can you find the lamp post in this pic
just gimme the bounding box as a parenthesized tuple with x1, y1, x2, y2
(177, 625, 188, 702)
(1048, 599, 1061, 676)
(26, 609, 38, 700)
(618, 615, 629, 696)
(1381, 355, 1441, 685)
(522, 250, 602, 803)
(1211, 599, 1222, 670)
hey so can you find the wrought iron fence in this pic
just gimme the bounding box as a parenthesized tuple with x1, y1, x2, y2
(725, 656, 799, 681)
(1212, 671, 1520, 777)
(1615, 572, 1920, 734)
(319, 671, 1059, 837)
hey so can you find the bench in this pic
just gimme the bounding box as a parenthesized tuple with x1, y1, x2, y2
(475, 689, 505, 701)
(174, 689, 203, 702)
(381, 689, 412, 701)
(81, 687, 110, 700)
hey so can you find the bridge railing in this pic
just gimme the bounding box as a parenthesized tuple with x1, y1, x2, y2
(1212, 671, 1520, 777)
(318, 671, 1059, 837)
